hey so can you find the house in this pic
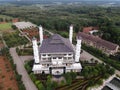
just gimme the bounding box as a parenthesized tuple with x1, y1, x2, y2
(82, 26, 99, 34)
(12, 18, 19, 23)
(32, 25, 82, 75)
(78, 32, 119, 55)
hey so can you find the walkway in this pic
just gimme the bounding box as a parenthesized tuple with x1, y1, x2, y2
(10, 48, 37, 90)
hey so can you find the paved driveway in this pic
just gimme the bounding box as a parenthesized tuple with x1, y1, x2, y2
(10, 48, 37, 90)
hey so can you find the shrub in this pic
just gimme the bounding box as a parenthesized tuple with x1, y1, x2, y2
(30, 73, 37, 82)
(15, 74, 22, 81)
(18, 83, 26, 90)
(35, 80, 41, 86)
(37, 83, 45, 90)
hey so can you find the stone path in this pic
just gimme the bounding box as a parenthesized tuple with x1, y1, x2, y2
(10, 48, 37, 90)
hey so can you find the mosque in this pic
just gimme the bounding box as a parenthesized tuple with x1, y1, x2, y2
(32, 25, 82, 75)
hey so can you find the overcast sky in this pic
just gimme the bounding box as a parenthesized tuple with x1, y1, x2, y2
(0, 0, 120, 2)
(0, 0, 120, 1)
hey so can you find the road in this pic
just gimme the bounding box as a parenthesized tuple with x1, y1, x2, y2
(10, 48, 38, 90)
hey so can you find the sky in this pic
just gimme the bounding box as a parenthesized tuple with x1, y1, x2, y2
(0, 0, 120, 1)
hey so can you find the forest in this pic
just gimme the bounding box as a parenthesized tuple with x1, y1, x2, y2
(0, 4, 120, 45)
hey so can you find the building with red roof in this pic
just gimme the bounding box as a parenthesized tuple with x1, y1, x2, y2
(82, 26, 99, 34)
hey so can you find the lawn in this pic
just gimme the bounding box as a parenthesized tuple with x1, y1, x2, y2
(0, 23, 12, 31)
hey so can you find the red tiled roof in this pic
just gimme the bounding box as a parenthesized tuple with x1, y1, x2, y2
(12, 18, 19, 23)
(83, 26, 99, 33)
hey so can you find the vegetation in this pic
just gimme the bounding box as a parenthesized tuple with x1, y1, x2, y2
(63, 72, 77, 85)
(16, 48, 33, 56)
(25, 60, 58, 90)
(3, 31, 29, 48)
(82, 44, 120, 71)
(1, 48, 26, 90)
(0, 15, 13, 21)
(0, 23, 12, 31)
(25, 59, 115, 90)
(0, 5, 120, 44)
(56, 63, 115, 90)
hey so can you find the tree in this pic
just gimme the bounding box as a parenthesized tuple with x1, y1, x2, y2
(0, 18, 3, 22)
(46, 75, 52, 90)
(38, 83, 45, 90)
(30, 73, 36, 82)
(70, 71, 77, 80)
(15, 74, 22, 81)
(12, 25, 17, 30)
(64, 72, 72, 85)
(35, 80, 41, 86)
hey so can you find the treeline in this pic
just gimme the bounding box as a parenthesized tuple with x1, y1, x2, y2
(0, 5, 120, 44)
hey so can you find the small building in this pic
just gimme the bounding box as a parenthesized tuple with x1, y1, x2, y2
(13, 21, 37, 30)
(102, 77, 120, 90)
(12, 18, 19, 23)
(82, 26, 99, 34)
(32, 25, 82, 75)
(78, 32, 119, 55)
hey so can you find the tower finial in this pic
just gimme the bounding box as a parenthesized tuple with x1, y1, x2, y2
(75, 36, 82, 62)
(69, 25, 73, 43)
(32, 37, 40, 64)
(39, 25, 43, 44)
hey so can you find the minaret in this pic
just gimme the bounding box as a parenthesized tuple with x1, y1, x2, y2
(75, 36, 82, 62)
(39, 25, 43, 44)
(69, 25, 73, 43)
(32, 37, 40, 64)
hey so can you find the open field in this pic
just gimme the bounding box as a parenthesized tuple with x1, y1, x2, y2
(0, 56, 18, 90)
(0, 23, 12, 31)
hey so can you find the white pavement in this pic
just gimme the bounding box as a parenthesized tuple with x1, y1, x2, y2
(10, 48, 38, 90)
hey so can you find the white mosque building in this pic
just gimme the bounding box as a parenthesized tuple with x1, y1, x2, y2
(32, 25, 82, 75)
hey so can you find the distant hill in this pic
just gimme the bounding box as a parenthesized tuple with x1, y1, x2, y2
(0, 0, 120, 6)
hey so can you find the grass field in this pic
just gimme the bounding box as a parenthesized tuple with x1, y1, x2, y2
(0, 23, 12, 31)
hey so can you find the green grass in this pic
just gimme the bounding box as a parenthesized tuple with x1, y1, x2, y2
(0, 23, 12, 31)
